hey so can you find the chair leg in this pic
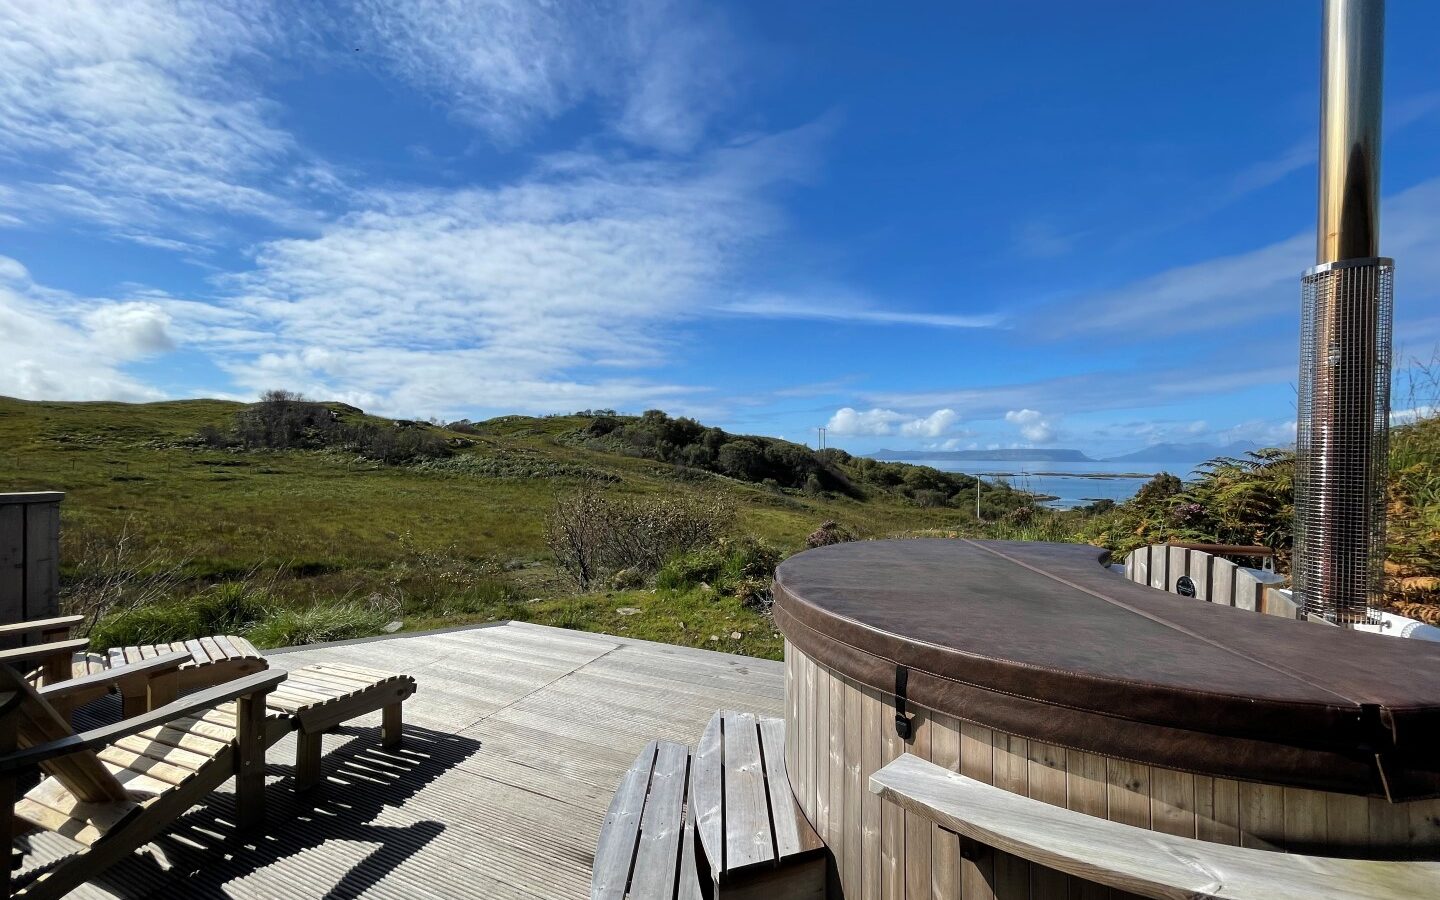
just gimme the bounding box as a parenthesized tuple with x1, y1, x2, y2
(381, 703, 403, 750)
(0, 709, 15, 900)
(234, 693, 268, 831)
(295, 731, 323, 792)
(119, 685, 148, 720)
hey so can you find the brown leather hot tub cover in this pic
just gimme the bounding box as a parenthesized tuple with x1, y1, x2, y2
(773, 539, 1440, 799)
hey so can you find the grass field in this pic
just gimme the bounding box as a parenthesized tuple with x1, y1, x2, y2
(0, 396, 1002, 659)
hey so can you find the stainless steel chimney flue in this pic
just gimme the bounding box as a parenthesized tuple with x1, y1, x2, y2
(1316, 0, 1384, 263)
(1294, 0, 1392, 625)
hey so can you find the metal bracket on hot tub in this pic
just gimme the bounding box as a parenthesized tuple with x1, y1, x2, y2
(894, 664, 913, 741)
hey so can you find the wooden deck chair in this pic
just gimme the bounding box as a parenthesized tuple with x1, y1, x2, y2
(0, 657, 287, 900)
(2, 615, 267, 715)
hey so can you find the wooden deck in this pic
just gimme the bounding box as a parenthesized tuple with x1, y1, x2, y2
(27, 621, 784, 899)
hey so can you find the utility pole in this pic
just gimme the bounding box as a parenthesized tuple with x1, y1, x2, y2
(975, 477, 982, 521)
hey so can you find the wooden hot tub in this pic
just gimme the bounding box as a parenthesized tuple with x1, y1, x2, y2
(773, 539, 1440, 898)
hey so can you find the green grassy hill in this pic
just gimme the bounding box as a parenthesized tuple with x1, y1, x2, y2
(0, 396, 1031, 658)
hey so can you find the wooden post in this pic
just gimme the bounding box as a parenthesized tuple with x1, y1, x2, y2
(0, 702, 15, 900)
(382, 703, 403, 750)
(0, 493, 63, 649)
(295, 731, 323, 791)
(235, 690, 271, 831)
(147, 670, 180, 711)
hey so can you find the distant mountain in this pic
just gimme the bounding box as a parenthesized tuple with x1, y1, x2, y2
(1103, 440, 1263, 464)
(871, 448, 1094, 463)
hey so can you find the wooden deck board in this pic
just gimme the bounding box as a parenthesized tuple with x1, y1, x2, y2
(33, 622, 783, 899)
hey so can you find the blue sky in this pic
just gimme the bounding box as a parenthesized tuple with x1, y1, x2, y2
(2, 1, 1438, 458)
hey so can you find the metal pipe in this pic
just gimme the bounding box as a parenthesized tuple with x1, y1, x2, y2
(1317, 0, 1384, 263)
(1294, 0, 1391, 626)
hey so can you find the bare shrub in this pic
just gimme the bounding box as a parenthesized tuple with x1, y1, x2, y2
(548, 484, 734, 590)
(61, 518, 194, 636)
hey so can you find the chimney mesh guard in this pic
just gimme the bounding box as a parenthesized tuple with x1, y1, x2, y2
(1294, 257, 1393, 624)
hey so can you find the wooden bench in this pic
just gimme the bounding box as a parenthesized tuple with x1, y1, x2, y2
(870, 752, 1440, 900)
(691, 711, 824, 900)
(262, 662, 416, 790)
(592, 739, 702, 900)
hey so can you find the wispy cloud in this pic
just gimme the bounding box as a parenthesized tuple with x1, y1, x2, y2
(722, 296, 1001, 329)
(862, 363, 1295, 422)
(340, 0, 740, 152)
(182, 130, 820, 418)
(1053, 177, 1440, 338)
(0, 1, 328, 244)
(1012, 219, 1082, 259)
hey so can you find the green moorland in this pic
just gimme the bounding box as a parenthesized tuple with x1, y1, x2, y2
(0, 395, 1038, 659)
(3, 394, 1436, 660)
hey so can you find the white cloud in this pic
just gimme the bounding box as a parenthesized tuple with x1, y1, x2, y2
(900, 409, 960, 438)
(826, 408, 907, 436)
(0, 257, 170, 401)
(1005, 408, 1055, 443)
(83, 302, 175, 355)
(1391, 407, 1436, 427)
(342, 0, 739, 151)
(1214, 419, 1296, 448)
(827, 406, 966, 438)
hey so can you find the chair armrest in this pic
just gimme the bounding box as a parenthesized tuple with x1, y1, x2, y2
(0, 615, 84, 641)
(38, 649, 191, 707)
(0, 638, 88, 668)
(869, 753, 1440, 900)
(0, 669, 287, 777)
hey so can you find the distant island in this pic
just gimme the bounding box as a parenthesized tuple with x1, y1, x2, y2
(1102, 440, 1263, 464)
(871, 448, 1094, 463)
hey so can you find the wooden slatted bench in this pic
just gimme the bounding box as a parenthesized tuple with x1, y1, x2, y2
(592, 739, 702, 900)
(227, 662, 417, 791)
(870, 753, 1440, 900)
(692, 711, 824, 900)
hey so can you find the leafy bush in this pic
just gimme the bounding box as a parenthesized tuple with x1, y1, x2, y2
(1070, 453, 1294, 562)
(203, 390, 452, 464)
(548, 485, 735, 589)
(655, 537, 782, 610)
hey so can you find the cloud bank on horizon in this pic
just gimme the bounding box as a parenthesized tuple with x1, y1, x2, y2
(1, 0, 1438, 458)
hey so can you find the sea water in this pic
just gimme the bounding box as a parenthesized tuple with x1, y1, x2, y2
(924, 459, 1206, 509)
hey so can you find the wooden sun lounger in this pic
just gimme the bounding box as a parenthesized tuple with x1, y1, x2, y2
(2, 615, 267, 717)
(1, 654, 416, 898)
(0, 654, 286, 900)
